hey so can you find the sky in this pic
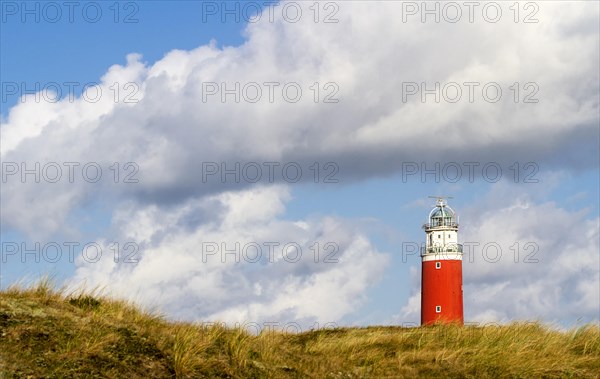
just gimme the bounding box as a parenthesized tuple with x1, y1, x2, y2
(1, 1, 599, 330)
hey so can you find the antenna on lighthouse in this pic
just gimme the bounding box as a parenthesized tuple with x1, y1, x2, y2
(428, 196, 453, 207)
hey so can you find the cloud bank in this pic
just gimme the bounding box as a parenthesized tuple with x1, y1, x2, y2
(70, 185, 389, 327)
(2, 1, 598, 236)
(2, 1, 598, 326)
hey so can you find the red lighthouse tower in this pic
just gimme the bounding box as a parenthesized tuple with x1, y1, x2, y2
(421, 197, 463, 325)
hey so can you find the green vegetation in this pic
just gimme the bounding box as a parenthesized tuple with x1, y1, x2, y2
(1, 279, 599, 378)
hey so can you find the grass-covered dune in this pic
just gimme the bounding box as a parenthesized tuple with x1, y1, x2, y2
(1, 281, 599, 378)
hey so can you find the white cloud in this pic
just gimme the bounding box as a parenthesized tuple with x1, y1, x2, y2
(69, 185, 390, 327)
(1, 1, 598, 237)
(1, 1, 598, 326)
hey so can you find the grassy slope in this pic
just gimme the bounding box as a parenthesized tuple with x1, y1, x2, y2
(0, 282, 599, 378)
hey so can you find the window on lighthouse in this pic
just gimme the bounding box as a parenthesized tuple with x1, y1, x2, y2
(435, 262, 441, 269)
(436, 306, 442, 313)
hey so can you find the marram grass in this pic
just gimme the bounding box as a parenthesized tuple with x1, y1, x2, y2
(1, 280, 598, 378)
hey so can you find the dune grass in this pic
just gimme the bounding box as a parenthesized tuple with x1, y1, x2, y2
(1, 279, 598, 378)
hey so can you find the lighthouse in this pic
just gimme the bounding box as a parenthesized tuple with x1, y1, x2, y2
(421, 197, 464, 325)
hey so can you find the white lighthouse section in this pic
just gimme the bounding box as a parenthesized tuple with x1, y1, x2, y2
(422, 198, 463, 262)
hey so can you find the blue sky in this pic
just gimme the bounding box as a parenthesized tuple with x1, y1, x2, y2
(1, 1, 599, 328)
(1, 2, 254, 112)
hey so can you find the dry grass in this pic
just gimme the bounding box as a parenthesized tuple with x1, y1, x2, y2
(1, 279, 598, 378)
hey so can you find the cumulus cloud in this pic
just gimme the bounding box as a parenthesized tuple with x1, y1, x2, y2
(1, 1, 598, 325)
(399, 185, 599, 326)
(1, 1, 598, 236)
(69, 185, 389, 327)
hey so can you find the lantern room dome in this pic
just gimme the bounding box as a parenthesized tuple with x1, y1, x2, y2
(430, 207, 454, 219)
(425, 198, 458, 228)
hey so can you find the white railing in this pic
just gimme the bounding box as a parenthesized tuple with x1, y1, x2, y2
(422, 221, 459, 229)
